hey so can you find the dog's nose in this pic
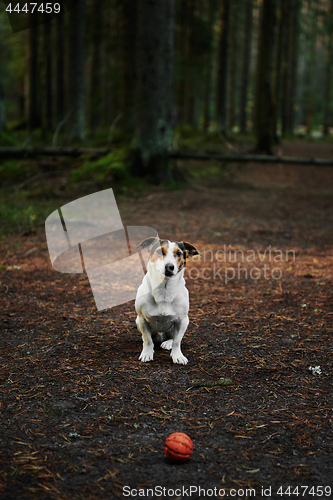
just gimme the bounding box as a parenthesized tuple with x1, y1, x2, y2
(165, 263, 174, 275)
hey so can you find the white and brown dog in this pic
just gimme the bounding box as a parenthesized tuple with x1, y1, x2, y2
(135, 238, 201, 365)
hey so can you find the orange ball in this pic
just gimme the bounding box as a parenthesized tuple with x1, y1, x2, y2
(164, 432, 193, 463)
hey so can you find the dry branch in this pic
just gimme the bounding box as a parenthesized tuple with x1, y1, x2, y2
(0, 147, 332, 166)
(0, 147, 112, 157)
(169, 150, 333, 166)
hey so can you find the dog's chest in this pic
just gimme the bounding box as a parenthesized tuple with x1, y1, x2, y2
(147, 300, 185, 332)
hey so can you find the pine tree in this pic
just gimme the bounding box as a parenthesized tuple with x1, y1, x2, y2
(254, 0, 277, 153)
(134, 0, 175, 180)
(240, 0, 253, 134)
(67, 0, 86, 141)
(216, 0, 231, 137)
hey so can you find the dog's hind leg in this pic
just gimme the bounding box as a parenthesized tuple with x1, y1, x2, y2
(136, 316, 155, 362)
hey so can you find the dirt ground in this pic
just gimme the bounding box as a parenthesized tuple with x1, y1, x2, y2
(0, 142, 332, 499)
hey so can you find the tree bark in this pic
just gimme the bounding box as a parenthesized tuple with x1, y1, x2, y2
(120, 0, 138, 135)
(28, 20, 41, 131)
(305, 0, 318, 135)
(254, 0, 277, 154)
(42, 21, 53, 133)
(203, 0, 219, 133)
(176, 0, 192, 126)
(2, 147, 333, 167)
(240, 0, 253, 134)
(55, 12, 65, 125)
(134, 0, 175, 181)
(216, 0, 231, 137)
(169, 150, 333, 166)
(227, 0, 240, 133)
(0, 52, 6, 131)
(67, 0, 86, 142)
(281, 0, 301, 137)
(89, 0, 104, 137)
(323, 0, 333, 136)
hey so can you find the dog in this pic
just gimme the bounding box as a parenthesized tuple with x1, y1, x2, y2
(135, 238, 201, 365)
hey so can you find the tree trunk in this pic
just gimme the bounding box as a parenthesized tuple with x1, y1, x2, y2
(0, 49, 6, 131)
(120, 0, 138, 135)
(176, 0, 192, 126)
(42, 21, 53, 133)
(254, 0, 277, 154)
(67, 0, 86, 142)
(240, 0, 253, 134)
(305, 0, 318, 135)
(55, 12, 65, 125)
(281, 0, 301, 137)
(216, 0, 231, 137)
(134, 0, 175, 181)
(203, 0, 219, 133)
(272, 0, 283, 141)
(227, 0, 240, 133)
(89, 0, 104, 137)
(28, 21, 41, 131)
(323, 0, 333, 136)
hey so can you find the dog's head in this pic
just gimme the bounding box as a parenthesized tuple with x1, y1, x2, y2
(137, 238, 201, 278)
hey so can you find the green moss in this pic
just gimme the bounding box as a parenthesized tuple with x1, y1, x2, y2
(0, 189, 56, 236)
(71, 148, 131, 187)
(0, 160, 29, 184)
(0, 130, 18, 147)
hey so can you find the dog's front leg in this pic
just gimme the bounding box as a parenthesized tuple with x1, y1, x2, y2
(170, 316, 189, 365)
(136, 316, 154, 362)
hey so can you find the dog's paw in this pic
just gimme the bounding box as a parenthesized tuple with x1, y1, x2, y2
(171, 350, 188, 365)
(161, 339, 173, 350)
(139, 349, 154, 362)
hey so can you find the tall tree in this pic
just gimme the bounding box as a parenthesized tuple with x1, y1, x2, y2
(121, 0, 138, 135)
(304, 0, 318, 134)
(281, 0, 301, 136)
(42, 21, 53, 132)
(227, 0, 241, 133)
(55, 11, 65, 125)
(216, 0, 231, 137)
(134, 0, 175, 180)
(323, 0, 333, 135)
(272, 0, 283, 140)
(0, 30, 6, 132)
(89, 0, 104, 137)
(203, 0, 219, 133)
(28, 20, 41, 131)
(254, 0, 277, 153)
(240, 0, 253, 134)
(67, 0, 86, 141)
(176, 0, 192, 126)
(0, 58, 6, 132)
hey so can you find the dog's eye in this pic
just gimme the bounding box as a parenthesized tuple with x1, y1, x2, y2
(176, 251, 182, 257)
(156, 249, 163, 255)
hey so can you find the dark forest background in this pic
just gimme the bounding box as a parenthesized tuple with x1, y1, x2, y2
(0, 0, 333, 179)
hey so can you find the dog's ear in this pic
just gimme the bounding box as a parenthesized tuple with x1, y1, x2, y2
(136, 237, 159, 252)
(180, 241, 202, 257)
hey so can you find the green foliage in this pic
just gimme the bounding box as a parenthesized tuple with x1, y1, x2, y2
(0, 131, 18, 147)
(0, 189, 55, 236)
(71, 149, 131, 188)
(0, 159, 28, 184)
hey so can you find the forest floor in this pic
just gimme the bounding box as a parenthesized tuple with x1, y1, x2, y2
(0, 141, 332, 499)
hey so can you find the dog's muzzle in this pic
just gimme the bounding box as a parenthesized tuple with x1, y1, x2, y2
(164, 263, 175, 277)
